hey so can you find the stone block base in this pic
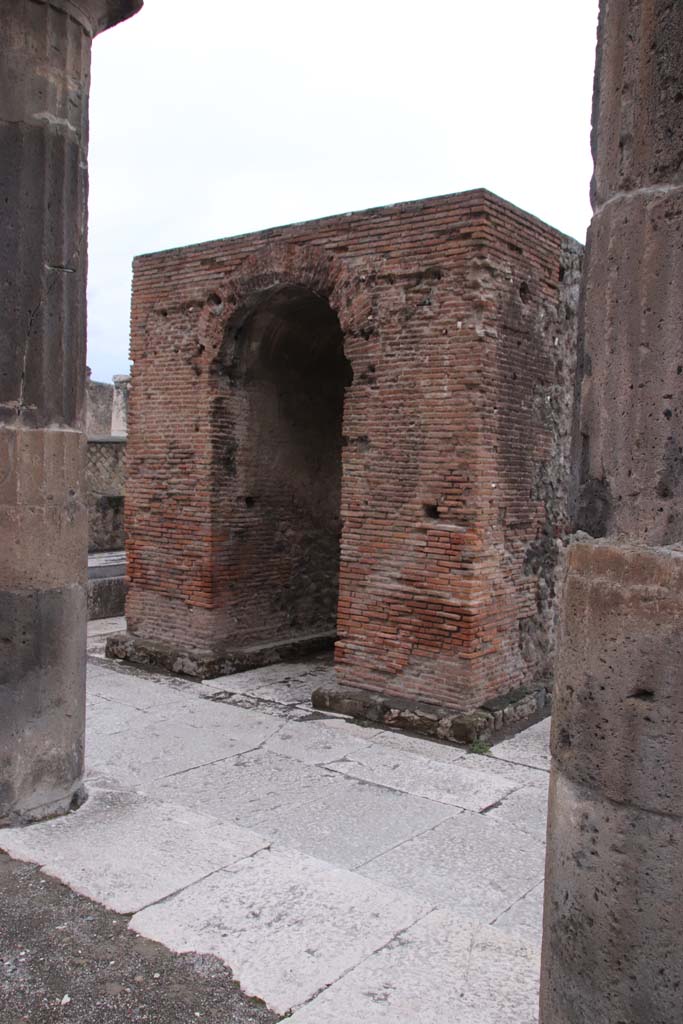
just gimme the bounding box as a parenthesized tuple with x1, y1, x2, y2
(312, 681, 550, 745)
(87, 551, 126, 620)
(105, 631, 336, 680)
(87, 577, 126, 620)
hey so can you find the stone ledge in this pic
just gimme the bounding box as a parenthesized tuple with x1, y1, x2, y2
(105, 631, 336, 680)
(312, 682, 550, 745)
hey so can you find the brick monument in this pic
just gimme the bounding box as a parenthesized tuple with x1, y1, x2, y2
(109, 190, 581, 728)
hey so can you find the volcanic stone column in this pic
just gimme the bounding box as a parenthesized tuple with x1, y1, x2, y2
(540, 1, 683, 1021)
(0, 0, 142, 825)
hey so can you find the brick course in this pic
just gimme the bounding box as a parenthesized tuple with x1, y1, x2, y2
(120, 188, 581, 712)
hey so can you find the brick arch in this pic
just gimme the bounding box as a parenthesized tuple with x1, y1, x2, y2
(196, 240, 375, 660)
(196, 241, 378, 379)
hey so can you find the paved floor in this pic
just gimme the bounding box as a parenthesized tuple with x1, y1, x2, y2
(1, 618, 552, 1022)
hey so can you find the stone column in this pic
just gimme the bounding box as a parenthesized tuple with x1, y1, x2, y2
(540, 1, 683, 1021)
(111, 374, 130, 437)
(0, 0, 142, 826)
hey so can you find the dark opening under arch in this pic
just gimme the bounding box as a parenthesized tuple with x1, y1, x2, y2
(220, 284, 352, 647)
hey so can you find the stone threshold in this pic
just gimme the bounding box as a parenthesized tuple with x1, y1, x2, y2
(312, 681, 551, 745)
(105, 630, 336, 680)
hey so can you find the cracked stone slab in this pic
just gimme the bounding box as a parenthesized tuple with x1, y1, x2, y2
(247, 776, 458, 868)
(491, 880, 545, 945)
(325, 743, 522, 812)
(0, 787, 267, 914)
(286, 908, 541, 1023)
(369, 728, 468, 763)
(490, 717, 551, 772)
(87, 702, 280, 787)
(85, 695, 155, 741)
(207, 658, 334, 707)
(484, 777, 550, 844)
(151, 748, 342, 828)
(129, 848, 431, 1015)
(87, 661, 190, 711)
(262, 716, 378, 766)
(358, 810, 546, 922)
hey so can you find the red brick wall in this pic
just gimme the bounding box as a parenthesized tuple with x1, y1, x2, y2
(125, 189, 581, 710)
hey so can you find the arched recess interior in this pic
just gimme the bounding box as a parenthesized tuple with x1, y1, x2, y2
(219, 284, 352, 645)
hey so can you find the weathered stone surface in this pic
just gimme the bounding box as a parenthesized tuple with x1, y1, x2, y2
(129, 848, 431, 1015)
(576, 191, 683, 542)
(543, 3, 683, 1018)
(0, 428, 87, 589)
(107, 630, 334, 680)
(542, 772, 682, 1023)
(325, 743, 521, 812)
(490, 715, 551, 773)
(551, 541, 683, 817)
(0, 585, 86, 825)
(484, 777, 549, 845)
(492, 880, 545, 945)
(313, 680, 548, 744)
(359, 811, 545, 922)
(244, 775, 457, 870)
(287, 909, 541, 1024)
(87, 701, 280, 789)
(591, 0, 683, 205)
(85, 377, 115, 438)
(88, 576, 126, 620)
(86, 439, 126, 552)
(0, 786, 267, 914)
(0, 0, 141, 824)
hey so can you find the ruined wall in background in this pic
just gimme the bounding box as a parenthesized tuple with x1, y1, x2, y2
(85, 375, 114, 437)
(86, 440, 126, 553)
(85, 374, 129, 552)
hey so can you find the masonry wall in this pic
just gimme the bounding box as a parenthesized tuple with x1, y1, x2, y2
(86, 439, 126, 552)
(85, 377, 114, 437)
(123, 189, 580, 711)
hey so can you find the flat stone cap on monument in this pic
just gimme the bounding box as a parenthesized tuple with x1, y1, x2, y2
(53, 0, 143, 33)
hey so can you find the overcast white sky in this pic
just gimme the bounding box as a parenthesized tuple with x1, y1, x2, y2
(86, 0, 600, 382)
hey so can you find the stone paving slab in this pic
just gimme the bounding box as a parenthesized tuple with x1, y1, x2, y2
(130, 848, 432, 1016)
(262, 715, 379, 766)
(88, 661, 190, 711)
(286, 908, 540, 1023)
(359, 810, 546, 922)
(492, 880, 545, 945)
(489, 717, 551, 772)
(247, 777, 458, 869)
(485, 777, 550, 844)
(87, 702, 281, 787)
(325, 743, 523, 812)
(369, 728, 469, 763)
(85, 696, 158, 740)
(0, 787, 267, 914)
(151, 748, 343, 828)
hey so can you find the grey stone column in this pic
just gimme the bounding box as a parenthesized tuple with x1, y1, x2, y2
(0, 0, 142, 826)
(111, 374, 130, 437)
(540, 1, 683, 1021)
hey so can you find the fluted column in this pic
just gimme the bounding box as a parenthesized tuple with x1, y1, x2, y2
(0, 0, 142, 825)
(540, 1, 683, 1020)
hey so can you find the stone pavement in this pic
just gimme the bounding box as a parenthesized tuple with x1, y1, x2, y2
(1, 618, 552, 1022)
